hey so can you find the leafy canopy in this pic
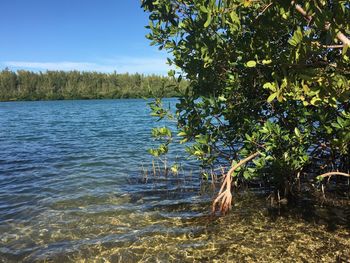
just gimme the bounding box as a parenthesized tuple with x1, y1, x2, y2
(143, 0, 350, 192)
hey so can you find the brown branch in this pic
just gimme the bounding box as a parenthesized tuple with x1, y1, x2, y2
(291, 1, 312, 21)
(317, 171, 350, 180)
(212, 151, 261, 215)
(336, 32, 350, 47)
(311, 42, 344, 49)
(291, 1, 350, 46)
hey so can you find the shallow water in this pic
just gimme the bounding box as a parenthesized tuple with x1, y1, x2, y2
(0, 99, 349, 262)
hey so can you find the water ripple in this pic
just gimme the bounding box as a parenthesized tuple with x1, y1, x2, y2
(0, 99, 349, 262)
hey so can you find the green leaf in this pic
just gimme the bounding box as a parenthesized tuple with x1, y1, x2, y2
(277, 93, 283, 102)
(148, 148, 160, 157)
(204, 12, 212, 27)
(243, 0, 251, 7)
(195, 134, 208, 144)
(294, 127, 301, 137)
(310, 97, 321, 106)
(342, 44, 349, 56)
(316, 175, 324, 182)
(177, 131, 187, 137)
(263, 82, 276, 92)
(246, 61, 257, 68)
(302, 101, 309, 106)
(230, 11, 239, 24)
(218, 95, 227, 102)
(179, 138, 188, 144)
(200, 5, 208, 13)
(331, 122, 341, 129)
(262, 59, 272, 65)
(288, 27, 303, 46)
(171, 164, 179, 174)
(194, 150, 203, 156)
(337, 116, 344, 128)
(245, 133, 252, 141)
(243, 170, 251, 179)
(168, 70, 175, 77)
(267, 92, 277, 102)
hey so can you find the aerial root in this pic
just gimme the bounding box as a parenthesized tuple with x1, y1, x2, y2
(212, 173, 233, 215)
(317, 171, 350, 180)
(212, 152, 260, 215)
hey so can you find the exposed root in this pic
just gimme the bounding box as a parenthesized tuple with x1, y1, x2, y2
(317, 171, 350, 180)
(212, 152, 260, 215)
(212, 172, 232, 215)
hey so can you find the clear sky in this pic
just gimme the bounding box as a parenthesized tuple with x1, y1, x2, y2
(0, 0, 170, 75)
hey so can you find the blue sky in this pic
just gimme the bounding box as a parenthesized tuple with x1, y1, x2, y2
(0, 0, 171, 74)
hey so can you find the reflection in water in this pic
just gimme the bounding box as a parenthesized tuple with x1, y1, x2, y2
(0, 100, 349, 262)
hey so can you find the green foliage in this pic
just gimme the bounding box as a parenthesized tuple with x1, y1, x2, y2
(142, 0, 350, 193)
(148, 99, 175, 159)
(0, 69, 188, 101)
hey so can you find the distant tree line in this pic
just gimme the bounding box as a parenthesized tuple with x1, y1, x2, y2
(0, 69, 187, 101)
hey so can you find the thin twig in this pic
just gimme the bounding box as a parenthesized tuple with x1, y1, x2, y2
(311, 42, 344, 49)
(256, 2, 273, 19)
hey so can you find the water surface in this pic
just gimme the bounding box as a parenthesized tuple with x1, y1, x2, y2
(0, 99, 349, 262)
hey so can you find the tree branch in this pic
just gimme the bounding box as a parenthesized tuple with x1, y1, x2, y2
(336, 32, 350, 47)
(291, 1, 312, 21)
(311, 42, 344, 49)
(291, 1, 350, 46)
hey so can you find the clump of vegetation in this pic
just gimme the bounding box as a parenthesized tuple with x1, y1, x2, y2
(0, 69, 188, 101)
(142, 0, 350, 214)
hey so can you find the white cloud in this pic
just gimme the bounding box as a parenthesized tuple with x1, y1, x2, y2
(2, 57, 173, 75)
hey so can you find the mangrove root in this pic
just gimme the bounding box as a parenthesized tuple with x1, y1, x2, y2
(317, 171, 350, 180)
(212, 152, 260, 215)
